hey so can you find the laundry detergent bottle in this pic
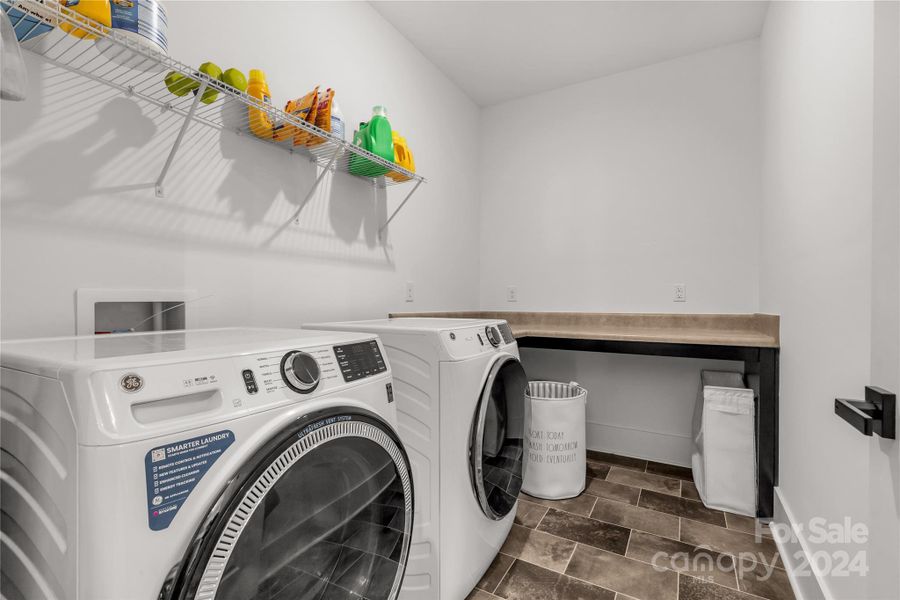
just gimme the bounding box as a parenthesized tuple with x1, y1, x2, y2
(58, 0, 112, 40)
(247, 69, 275, 139)
(349, 105, 394, 177)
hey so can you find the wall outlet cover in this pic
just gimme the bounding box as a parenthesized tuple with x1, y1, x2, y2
(405, 281, 415, 303)
(674, 284, 687, 302)
(507, 286, 518, 302)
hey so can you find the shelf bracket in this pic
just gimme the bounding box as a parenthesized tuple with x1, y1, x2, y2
(290, 145, 344, 224)
(260, 145, 344, 248)
(155, 81, 208, 198)
(378, 179, 423, 241)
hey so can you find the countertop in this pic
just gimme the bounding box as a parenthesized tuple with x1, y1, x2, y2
(387, 311, 780, 348)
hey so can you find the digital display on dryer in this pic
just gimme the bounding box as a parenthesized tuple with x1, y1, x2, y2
(333, 340, 387, 382)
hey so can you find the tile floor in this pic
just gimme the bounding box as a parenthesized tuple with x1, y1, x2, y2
(467, 451, 795, 600)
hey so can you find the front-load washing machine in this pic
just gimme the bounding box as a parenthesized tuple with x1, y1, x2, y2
(306, 318, 527, 600)
(0, 327, 414, 600)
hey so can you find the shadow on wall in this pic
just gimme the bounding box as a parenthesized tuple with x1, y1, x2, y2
(0, 60, 396, 268)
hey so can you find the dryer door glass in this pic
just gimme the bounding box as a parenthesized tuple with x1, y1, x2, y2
(166, 411, 413, 600)
(470, 355, 527, 520)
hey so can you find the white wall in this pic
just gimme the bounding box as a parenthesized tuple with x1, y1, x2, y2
(479, 39, 760, 313)
(760, 2, 899, 598)
(478, 40, 761, 465)
(0, 1, 481, 339)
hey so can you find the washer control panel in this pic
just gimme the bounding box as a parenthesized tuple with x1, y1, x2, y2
(333, 339, 387, 382)
(236, 345, 339, 399)
(280, 350, 321, 394)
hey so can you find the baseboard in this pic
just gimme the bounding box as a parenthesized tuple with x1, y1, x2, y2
(771, 487, 832, 600)
(586, 421, 693, 467)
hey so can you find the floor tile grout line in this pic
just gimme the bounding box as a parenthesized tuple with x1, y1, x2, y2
(733, 550, 740, 592)
(561, 540, 578, 575)
(490, 553, 517, 595)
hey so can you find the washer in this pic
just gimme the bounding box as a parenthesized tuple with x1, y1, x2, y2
(0, 327, 414, 600)
(306, 318, 527, 600)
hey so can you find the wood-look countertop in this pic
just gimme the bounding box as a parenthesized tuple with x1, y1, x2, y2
(387, 311, 780, 348)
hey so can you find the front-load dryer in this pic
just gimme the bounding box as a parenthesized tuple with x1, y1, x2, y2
(0, 327, 414, 600)
(305, 318, 527, 600)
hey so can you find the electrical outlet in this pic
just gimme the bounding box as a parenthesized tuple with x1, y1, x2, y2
(673, 284, 687, 302)
(405, 281, 415, 303)
(507, 286, 518, 302)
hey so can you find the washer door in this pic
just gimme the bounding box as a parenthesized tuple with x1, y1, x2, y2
(161, 408, 414, 600)
(469, 355, 528, 520)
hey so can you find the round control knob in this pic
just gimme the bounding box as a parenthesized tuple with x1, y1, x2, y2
(485, 326, 502, 348)
(280, 351, 320, 394)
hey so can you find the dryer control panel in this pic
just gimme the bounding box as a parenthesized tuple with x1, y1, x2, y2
(439, 321, 518, 361)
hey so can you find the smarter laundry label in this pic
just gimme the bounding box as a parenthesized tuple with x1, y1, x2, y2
(144, 430, 234, 531)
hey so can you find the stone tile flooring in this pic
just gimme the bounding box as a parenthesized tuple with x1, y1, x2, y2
(467, 451, 795, 600)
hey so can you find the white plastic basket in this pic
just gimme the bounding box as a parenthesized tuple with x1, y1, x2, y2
(522, 381, 587, 500)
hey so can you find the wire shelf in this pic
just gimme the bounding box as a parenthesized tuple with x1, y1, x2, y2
(2, 0, 426, 200)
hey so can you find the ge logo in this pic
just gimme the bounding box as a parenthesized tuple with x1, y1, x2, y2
(120, 373, 143, 393)
(152, 495, 163, 506)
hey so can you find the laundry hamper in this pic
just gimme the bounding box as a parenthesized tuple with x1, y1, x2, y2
(521, 381, 587, 500)
(691, 371, 757, 516)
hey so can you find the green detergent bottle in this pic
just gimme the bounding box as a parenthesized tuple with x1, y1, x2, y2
(349, 105, 394, 177)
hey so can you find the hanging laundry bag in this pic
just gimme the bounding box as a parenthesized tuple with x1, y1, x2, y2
(691, 370, 757, 516)
(522, 381, 587, 500)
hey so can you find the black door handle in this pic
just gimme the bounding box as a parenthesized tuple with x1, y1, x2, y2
(835, 386, 895, 439)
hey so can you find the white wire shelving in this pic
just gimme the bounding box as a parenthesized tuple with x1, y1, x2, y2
(2, 0, 425, 238)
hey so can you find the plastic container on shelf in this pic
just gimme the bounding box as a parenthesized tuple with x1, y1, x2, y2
(3, 1, 56, 42)
(387, 130, 415, 181)
(521, 381, 587, 500)
(58, 0, 110, 39)
(247, 69, 275, 139)
(96, 0, 168, 71)
(330, 99, 345, 141)
(349, 105, 394, 177)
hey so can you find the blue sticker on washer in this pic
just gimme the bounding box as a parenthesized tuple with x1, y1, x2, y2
(144, 430, 234, 531)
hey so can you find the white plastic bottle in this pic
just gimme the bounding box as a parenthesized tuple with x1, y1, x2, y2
(330, 100, 345, 141)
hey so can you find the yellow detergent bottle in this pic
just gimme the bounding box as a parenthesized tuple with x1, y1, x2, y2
(58, 0, 111, 40)
(388, 130, 415, 182)
(247, 69, 275, 139)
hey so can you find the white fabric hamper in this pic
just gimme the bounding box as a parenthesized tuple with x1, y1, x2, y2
(691, 371, 757, 517)
(522, 381, 587, 500)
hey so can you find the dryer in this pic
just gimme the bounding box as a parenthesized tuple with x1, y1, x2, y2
(306, 318, 527, 600)
(0, 327, 414, 600)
